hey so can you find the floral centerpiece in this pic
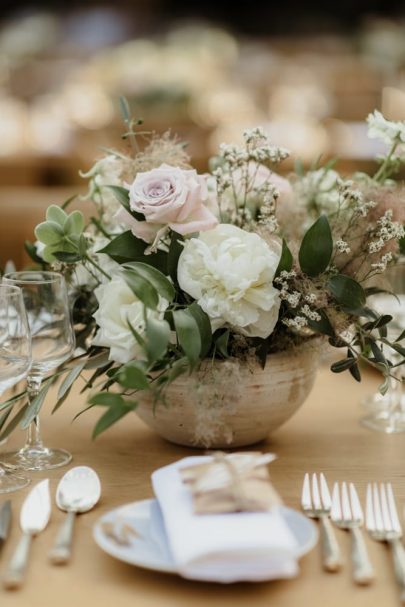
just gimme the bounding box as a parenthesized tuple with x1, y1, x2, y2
(3, 105, 404, 446)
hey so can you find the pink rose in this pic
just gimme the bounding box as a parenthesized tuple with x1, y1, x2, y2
(115, 164, 218, 243)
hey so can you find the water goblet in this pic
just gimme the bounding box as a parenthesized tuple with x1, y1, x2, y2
(0, 284, 31, 491)
(2, 272, 75, 470)
(361, 259, 405, 433)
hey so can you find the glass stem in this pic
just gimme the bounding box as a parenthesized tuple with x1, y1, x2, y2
(26, 377, 44, 451)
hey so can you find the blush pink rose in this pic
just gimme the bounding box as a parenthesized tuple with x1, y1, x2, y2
(115, 164, 218, 243)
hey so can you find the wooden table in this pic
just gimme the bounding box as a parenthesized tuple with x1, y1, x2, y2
(1, 364, 404, 607)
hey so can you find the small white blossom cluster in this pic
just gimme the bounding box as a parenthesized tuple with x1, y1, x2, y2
(368, 210, 405, 253)
(218, 128, 289, 168)
(367, 111, 405, 146)
(257, 182, 279, 232)
(335, 239, 351, 254)
(370, 252, 393, 273)
(336, 180, 376, 217)
(283, 316, 308, 330)
(304, 293, 318, 304)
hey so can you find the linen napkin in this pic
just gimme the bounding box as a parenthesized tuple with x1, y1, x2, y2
(151, 455, 299, 583)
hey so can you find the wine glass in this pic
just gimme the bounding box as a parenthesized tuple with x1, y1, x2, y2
(361, 258, 405, 433)
(2, 272, 75, 470)
(0, 284, 31, 491)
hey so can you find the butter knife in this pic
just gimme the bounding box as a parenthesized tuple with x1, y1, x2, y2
(0, 501, 11, 550)
(3, 479, 50, 589)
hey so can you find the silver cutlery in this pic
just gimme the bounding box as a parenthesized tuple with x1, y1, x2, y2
(301, 472, 343, 572)
(331, 482, 374, 585)
(48, 466, 101, 565)
(366, 482, 405, 602)
(0, 500, 11, 551)
(3, 479, 51, 589)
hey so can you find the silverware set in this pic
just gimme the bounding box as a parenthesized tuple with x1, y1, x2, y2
(302, 473, 405, 601)
(0, 466, 101, 590)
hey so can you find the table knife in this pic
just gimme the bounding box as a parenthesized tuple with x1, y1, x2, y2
(0, 500, 11, 550)
(3, 479, 50, 590)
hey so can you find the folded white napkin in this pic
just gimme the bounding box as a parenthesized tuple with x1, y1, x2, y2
(151, 456, 299, 583)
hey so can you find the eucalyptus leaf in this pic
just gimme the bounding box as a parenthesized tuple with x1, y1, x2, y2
(0, 404, 29, 441)
(20, 379, 53, 429)
(173, 309, 201, 363)
(64, 210, 85, 236)
(57, 360, 87, 402)
(298, 215, 333, 277)
(330, 358, 357, 373)
(46, 205, 67, 226)
(35, 221, 64, 245)
(89, 392, 126, 407)
(307, 309, 335, 337)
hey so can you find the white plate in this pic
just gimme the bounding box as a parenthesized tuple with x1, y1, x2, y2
(93, 499, 318, 579)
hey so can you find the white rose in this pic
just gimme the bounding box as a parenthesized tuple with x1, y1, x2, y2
(177, 224, 281, 339)
(92, 273, 167, 363)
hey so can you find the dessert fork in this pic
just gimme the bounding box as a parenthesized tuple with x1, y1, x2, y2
(301, 473, 343, 572)
(366, 482, 405, 602)
(331, 482, 374, 585)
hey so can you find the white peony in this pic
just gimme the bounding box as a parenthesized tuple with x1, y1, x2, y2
(177, 224, 281, 339)
(92, 273, 167, 363)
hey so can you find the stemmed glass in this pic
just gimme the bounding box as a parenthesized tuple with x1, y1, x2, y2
(361, 258, 405, 433)
(2, 272, 75, 470)
(0, 285, 31, 491)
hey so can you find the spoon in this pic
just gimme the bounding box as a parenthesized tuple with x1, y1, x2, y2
(48, 466, 101, 565)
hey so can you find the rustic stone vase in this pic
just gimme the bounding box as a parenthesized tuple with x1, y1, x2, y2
(136, 340, 321, 449)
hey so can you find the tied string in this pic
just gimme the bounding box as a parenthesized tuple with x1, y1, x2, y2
(180, 451, 280, 514)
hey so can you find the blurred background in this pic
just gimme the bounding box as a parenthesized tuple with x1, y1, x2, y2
(0, 0, 404, 267)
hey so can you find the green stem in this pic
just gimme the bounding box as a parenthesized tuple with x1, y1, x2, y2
(373, 140, 398, 183)
(85, 255, 111, 280)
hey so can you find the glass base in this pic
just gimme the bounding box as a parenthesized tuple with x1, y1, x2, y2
(361, 411, 405, 434)
(2, 446, 72, 471)
(0, 466, 30, 493)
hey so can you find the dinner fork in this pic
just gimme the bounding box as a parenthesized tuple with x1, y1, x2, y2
(331, 482, 375, 585)
(366, 483, 405, 602)
(301, 473, 343, 572)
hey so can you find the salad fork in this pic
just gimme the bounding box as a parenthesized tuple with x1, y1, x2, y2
(301, 473, 343, 572)
(331, 482, 374, 585)
(366, 482, 405, 602)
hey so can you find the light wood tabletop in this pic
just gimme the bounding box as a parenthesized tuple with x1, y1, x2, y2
(0, 363, 404, 607)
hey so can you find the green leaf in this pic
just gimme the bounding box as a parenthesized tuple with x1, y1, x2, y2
(123, 269, 159, 309)
(123, 262, 175, 302)
(57, 361, 87, 402)
(173, 309, 201, 363)
(166, 357, 189, 383)
(298, 215, 333, 277)
(89, 392, 126, 407)
(145, 316, 171, 363)
(0, 404, 29, 441)
(53, 251, 82, 263)
(64, 210, 85, 236)
(307, 309, 335, 338)
(46, 205, 67, 226)
(35, 221, 64, 245)
(330, 358, 357, 373)
(24, 240, 45, 264)
(168, 232, 184, 283)
(328, 274, 366, 313)
(275, 239, 293, 276)
(93, 401, 137, 439)
(116, 363, 149, 390)
(98, 231, 146, 262)
(106, 186, 145, 222)
(20, 379, 53, 429)
(378, 376, 389, 396)
(215, 330, 230, 357)
(188, 302, 212, 358)
(349, 362, 361, 382)
(395, 329, 405, 342)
